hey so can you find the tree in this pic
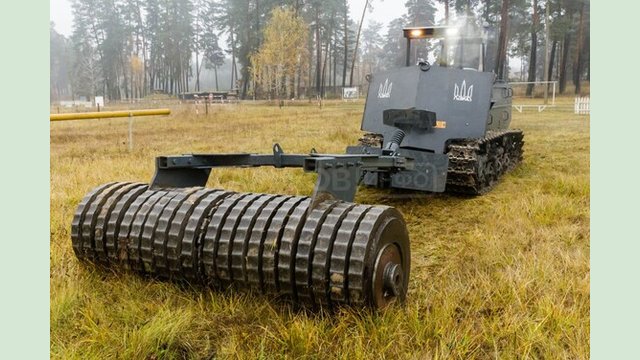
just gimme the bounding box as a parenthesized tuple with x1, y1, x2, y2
(572, 0, 588, 94)
(361, 21, 384, 75)
(494, 0, 510, 79)
(195, 0, 225, 91)
(526, 0, 540, 96)
(50, 22, 72, 102)
(381, 17, 408, 71)
(349, 0, 371, 86)
(72, 46, 102, 99)
(250, 7, 308, 100)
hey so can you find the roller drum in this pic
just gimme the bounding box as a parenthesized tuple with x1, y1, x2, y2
(71, 182, 411, 310)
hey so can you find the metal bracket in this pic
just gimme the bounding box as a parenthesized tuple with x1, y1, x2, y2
(304, 157, 363, 208)
(273, 143, 284, 167)
(150, 144, 414, 208)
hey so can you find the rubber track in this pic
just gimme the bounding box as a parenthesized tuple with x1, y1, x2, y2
(446, 129, 524, 194)
(311, 202, 356, 307)
(294, 200, 341, 305)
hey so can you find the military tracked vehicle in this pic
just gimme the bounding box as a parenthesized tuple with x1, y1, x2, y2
(71, 24, 523, 310)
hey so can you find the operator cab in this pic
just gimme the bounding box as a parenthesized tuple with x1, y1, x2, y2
(402, 23, 496, 73)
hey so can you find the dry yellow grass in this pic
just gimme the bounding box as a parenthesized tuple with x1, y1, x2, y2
(50, 100, 589, 359)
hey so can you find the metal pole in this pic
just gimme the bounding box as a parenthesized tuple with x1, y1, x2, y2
(543, 0, 550, 104)
(128, 113, 133, 151)
(50, 108, 171, 121)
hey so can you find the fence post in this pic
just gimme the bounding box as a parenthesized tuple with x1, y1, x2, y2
(128, 112, 133, 151)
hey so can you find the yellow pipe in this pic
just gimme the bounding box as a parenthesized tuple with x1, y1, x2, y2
(50, 108, 171, 121)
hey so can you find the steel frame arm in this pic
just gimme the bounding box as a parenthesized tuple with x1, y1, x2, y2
(150, 144, 413, 205)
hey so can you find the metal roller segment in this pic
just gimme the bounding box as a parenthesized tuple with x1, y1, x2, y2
(161, 189, 219, 279)
(127, 190, 170, 272)
(201, 193, 252, 282)
(328, 205, 372, 304)
(215, 193, 266, 285)
(71, 182, 117, 259)
(347, 207, 410, 308)
(276, 198, 312, 301)
(138, 191, 181, 273)
(310, 202, 356, 307)
(179, 190, 232, 281)
(261, 196, 307, 295)
(148, 187, 201, 277)
(229, 194, 276, 286)
(115, 189, 159, 269)
(294, 200, 341, 306)
(93, 182, 146, 264)
(79, 182, 131, 261)
(243, 195, 291, 290)
(104, 185, 149, 264)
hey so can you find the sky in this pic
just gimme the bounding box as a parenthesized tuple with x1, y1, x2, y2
(50, 0, 419, 37)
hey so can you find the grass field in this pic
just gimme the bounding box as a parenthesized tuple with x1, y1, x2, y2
(50, 99, 589, 359)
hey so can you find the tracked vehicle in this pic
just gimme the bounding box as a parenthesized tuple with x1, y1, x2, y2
(71, 25, 523, 310)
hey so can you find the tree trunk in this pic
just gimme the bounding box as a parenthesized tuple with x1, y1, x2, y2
(315, 8, 322, 94)
(230, 31, 237, 89)
(321, 39, 330, 98)
(333, 30, 338, 96)
(559, 32, 570, 94)
(495, 0, 509, 79)
(195, 51, 200, 92)
(349, 0, 369, 87)
(214, 66, 219, 91)
(573, 1, 586, 94)
(308, 34, 313, 98)
(548, 39, 557, 81)
(342, 0, 348, 87)
(526, 0, 538, 96)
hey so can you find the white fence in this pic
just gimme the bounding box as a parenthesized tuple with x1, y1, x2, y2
(60, 100, 92, 108)
(574, 97, 590, 115)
